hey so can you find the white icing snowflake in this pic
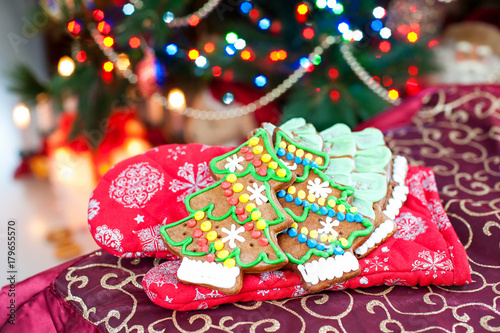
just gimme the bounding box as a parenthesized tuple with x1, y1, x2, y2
(394, 212, 428, 241)
(306, 177, 332, 199)
(363, 255, 389, 273)
(94, 225, 124, 252)
(194, 288, 223, 301)
(133, 225, 169, 253)
(88, 198, 100, 221)
(318, 217, 339, 236)
(224, 154, 245, 172)
(169, 162, 214, 202)
(247, 183, 268, 205)
(166, 146, 186, 160)
(427, 198, 451, 231)
(221, 224, 246, 248)
(258, 270, 287, 284)
(411, 250, 453, 279)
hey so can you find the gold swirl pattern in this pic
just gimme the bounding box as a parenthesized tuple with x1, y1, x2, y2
(55, 86, 500, 332)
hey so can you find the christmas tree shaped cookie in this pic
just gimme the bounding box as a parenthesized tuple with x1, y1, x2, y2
(273, 131, 374, 293)
(160, 129, 295, 295)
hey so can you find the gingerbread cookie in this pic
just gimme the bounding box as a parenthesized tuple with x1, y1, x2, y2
(273, 131, 374, 293)
(160, 128, 295, 295)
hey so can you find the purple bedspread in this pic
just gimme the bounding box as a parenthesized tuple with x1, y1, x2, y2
(1, 85, 499, 332)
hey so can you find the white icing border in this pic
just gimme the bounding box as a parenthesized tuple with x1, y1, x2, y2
(177, 257, 241, 289)
(297, 252, 359, 285)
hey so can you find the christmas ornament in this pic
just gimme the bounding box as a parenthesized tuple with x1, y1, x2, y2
(136, 50, 167, 98)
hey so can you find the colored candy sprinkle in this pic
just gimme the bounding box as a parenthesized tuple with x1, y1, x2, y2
(194, 211, 205, 221)
(328, 235, 336, 243)
(217, 249, 229, 259)
(253, 145, 264, 154)
(305, 153, 313, 160)
(277, 148, 286, 157)
(214, 240, 224, 251)
(245, 152, 254, 161)
(200, 221, 212, 231)
(258, 237, 269, 246)
(207, 253, 215, 262)
(311, 161, 319, 168)
(334, 246, 344, 255)
(228, 197, 239, 206)
(288, 186, 296, 194)
(256, 219, 266, 229)
(226, 174, 237, 183)
(320, 207, 328, 215)
(307, 239, 317, 248)
(239, 194, 249, 203)
(197, 238, 207, 246)
(279, 141, 287, 149)
(187, 219, 196, 228)
(296, 149, 304, 157)
(317, 198, 326, 206)
(251, 230, 261, 239)
(337, 212, 345, 221)
(224, 189, 233, 197)
(301, 227, 308, 235)
(303, 201, 311, 208)
(235, 207, 245, 215)
(302, 158, 310, 167)
(328, 199, 336, 207)
(288, 228, 298, 237)
(294, 156, 302, 164)
(315, 157, 323, 165)
(298, 190, 306, 199)
(246, 203, 256, 212)
(224, 258, 236, 268)
(257, 166, 267, 177)
(251, 211, 262, 220)
(292, 222, 298, 229)
(316, 243, 326, 251)
(350, 207, 358, 213)
(252, 159, 262, 167)
(286, 152, 294, 160)
(328, 209, 336, 218)
(276, 168, 287, 177)
(294, 197, 303, 206)
(311, 203, 320, 212)
(244, 222, 254, 231)
(269, 161, 278, 169)
(221, 181, 231, 189)
(249, 137, 259, 146)
(277, 190, 286, 198)
(288, 145, 296, 153)
(261, 154, 271, 162)
(309, 230, 319, 238)
(207, 231, 218, 241)
(307, 194, 316, 203)
(320, 233, 328, 242)
(200, 245, 209, 253)
(338, 204, 346, 213)
(193, 229, 202, 238)
(238, 214, 248, 221)
(297, 234, 307, 243)
(346, 213, 354, 222)
(233, 183, 244, 192)
(240, 146, 249, 154)
(285, 194, 293, 202)
(354, 214, 363, 222)
(340, 238, 348, 247)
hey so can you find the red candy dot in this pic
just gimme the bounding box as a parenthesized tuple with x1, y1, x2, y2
(244, 152, 254, 161)
(193, 229, 203, 238)
(228, 197, 239, 206)
(187, 219, 197, 228)
(224, 189, 233, 197)
(197, 237, 208, 246)
(257, 166, 268, 177)
(207, 253, 215, 262)
(221, 181, 231, 189)
(251, 230, 261, 239)
(252, 159, 262, 167)
(244, 222, 254, 231)
(200, 245, 209, 253)
(235, 207, 245, 215)
(240, 146, 249, 154)
(259, 237, 269, 246)
(238, 214, 248, 221)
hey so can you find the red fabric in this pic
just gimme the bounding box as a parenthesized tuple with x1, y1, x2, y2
(143, 166, 470, 311)
(88, 144, 232, 258)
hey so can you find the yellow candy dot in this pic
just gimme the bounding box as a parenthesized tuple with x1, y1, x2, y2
(200, 221, 212, 232)
(305, 153, 313, 160)
(223, 258, 236, 268)
(320, 233, 328, 242)
(279, 141, 287, 149)
(350, 207, 358, 213)
(338, 204, 346, 213)
(288, 145, 296, 153)
(296, 149, 304, 158)
(226, 174, 237, 183)
(249, 137, 259, 146)
(246, 203, 256, 212)
(239, 193, 249, 203)
(317, 198, 326, 206)
(315, 157, 323, 165)
(301, 227, 308, 235)
(194, 211, 205, 221)
(287, 186, 296, 195)
(307, 194, 316, 203)
(309, 230, 319, 239)
(328, 199, 336, 208)
(268, 161, 278, 169)
(214, 240, 224, 251)
(340, 238, 348, 247)
(328, 235, 337, 243)
(256, 219, 267, 229)
(217, 249, 229, 259)
(297, 190, 306, 199)
(233, 183, 244, 193)
(292, 222, 298, 229)
(251, 211, 262, 221)
(207, 231, 218, 241)
(253, 145, 264, 155)
(261, 154, 272, 163)
(276, 168, 287, 178)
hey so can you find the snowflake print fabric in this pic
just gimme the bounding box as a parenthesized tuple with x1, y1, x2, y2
(88, 197, 100, 221)
(169, 162, 214, 202)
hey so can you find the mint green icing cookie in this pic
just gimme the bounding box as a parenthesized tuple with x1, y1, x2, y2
(352, 127, 385, 150)
(350, 172, 387, 203)
(324, 157, 355, 175)
(352, 197, 376, 219)
(354, 146, 392, 174)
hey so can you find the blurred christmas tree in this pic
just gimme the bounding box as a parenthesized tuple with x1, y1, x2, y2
(9, 0, 439, 145)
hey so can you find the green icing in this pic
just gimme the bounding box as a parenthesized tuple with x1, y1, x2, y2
(351, 172, 387, 203)
(324, 157, 355, 175)
(325, 134, 356, 157)
(320, 123, 352, 139)
(354, 146, 392, 174)
(325, 173, 352, 186)
(351, 197, 376, 220)
(279, 118, 323, 151)
(353, 127, 385, 150)
(280, 117, 307, 131)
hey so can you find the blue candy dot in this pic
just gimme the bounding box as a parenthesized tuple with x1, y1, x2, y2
(354, 213, 363, 222)
(311, 161, 319, 169)
(294, 197, 303, 206)
(337, 212, 345, 221)
(320, 207, 328, 215)
(307, 239, 318, 248)
(294, 156, 302, 164)
(334, 246, 345, 255)
(346, 213, 354, 222)
(302, 158, 310, 166)
(285, 194, 294, 202)
(316, 243, 326, 251)
(277, 148, 286, 157)
(311, 203, 320, 212)
(277, 190, 286, 198)
(288, 228, 298, 237)
(303, 201, 310, 208)
(286, 152, 294, 160)
(297, 234, 307, 243)
(328, 209, 336, 218)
